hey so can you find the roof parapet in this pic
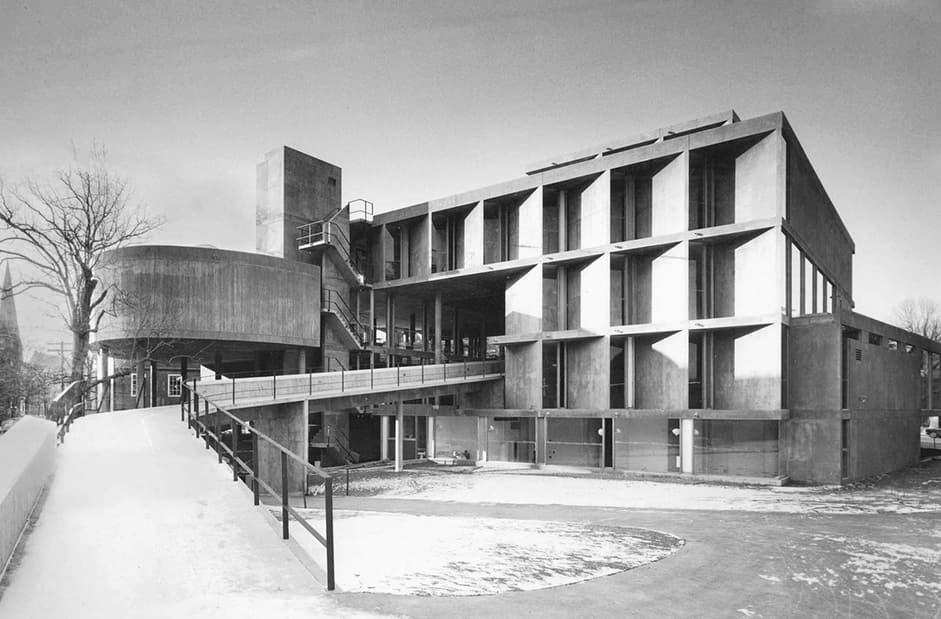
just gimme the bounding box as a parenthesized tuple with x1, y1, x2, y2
(525, 109, 740, 175)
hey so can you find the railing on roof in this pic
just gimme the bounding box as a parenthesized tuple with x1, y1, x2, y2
(348, 199, 373, 224)
(181, 381, 335, 591)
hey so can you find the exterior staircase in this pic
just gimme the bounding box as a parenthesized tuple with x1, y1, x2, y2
(297, 206, 368, 287)
(322, 289, 369, 350)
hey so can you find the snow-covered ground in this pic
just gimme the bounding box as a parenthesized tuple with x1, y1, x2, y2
(318, 462, 941, 515)
(289, 509, 683, 596)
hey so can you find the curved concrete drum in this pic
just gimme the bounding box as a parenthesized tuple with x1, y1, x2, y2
(97, 244, 320, 366)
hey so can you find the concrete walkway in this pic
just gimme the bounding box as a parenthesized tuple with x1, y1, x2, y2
(0, 406, 383, 619)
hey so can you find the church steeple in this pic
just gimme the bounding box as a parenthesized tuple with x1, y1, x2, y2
(0, 264, 22, 367)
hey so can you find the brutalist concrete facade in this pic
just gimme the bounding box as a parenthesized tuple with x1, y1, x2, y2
(96, 111, 941, 485)
(337, 110, 941, 484)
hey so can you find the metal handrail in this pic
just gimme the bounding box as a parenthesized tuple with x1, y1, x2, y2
(182, 381, 335, 591)
(194, 359, 505, 407)
(297, 220, 365, 283)
(322, 289, 369, 345)
(348, 199, 373, 223)
(56, 401, 84, 445)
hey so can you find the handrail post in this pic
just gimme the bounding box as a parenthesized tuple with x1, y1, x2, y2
(464, 359, 467, 380)
(273, 372, 277, 400)
(370, 364, 374, 389)
(421, 358, 424, 383)
(341, 368, 344, 392)
(444, 360, 447, 382)
(231, 421, 238, 481)
(232, 376, 236, 406)
(216, 411, 222, 463)
(325, 476, 335, 591)
(204, 400, 210, 450)
(192, 391, 199, 434)
(180, 385, 185, 422)
(309, 370, 312, 395)
(397, 364, 400, 386)
(281, 451, 289, 540)
(251, 422, 259, 506)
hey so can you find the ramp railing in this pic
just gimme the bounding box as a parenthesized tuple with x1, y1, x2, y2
(195, 359, 505, 407)
(51, 380, 88, 445)
(181, 382, 335, 591)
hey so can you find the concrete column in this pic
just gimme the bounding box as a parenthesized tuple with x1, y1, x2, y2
(477, 416, 488, 462)
(387, 293, 395, 356)
(380, 415, 389, 460)
(426, 416, 435, 459)
(434, 292, 443, 363)
(626, 337, 635, 408)
(535, 416, 547, 465)
(214, 351, 223, 380)
(394, 401, 404, 472)
(298, 349, 306, 374)
(681, 418, 694, 473)
(150, 361, 158, 408)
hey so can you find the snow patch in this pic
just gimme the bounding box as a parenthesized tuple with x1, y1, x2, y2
(289, 510, 684, 596)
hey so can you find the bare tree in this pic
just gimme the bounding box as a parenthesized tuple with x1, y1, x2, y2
(895, 298, 941, 342)
(92, 287, 202, 409)
(0, 147, 163, 404)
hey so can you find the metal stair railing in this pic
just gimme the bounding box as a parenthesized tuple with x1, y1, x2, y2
(297, 219, 366, 284)
(326, 424, 359, 463)
(322, 288, 369, 346)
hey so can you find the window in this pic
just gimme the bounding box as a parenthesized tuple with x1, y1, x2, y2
(905, 344, 915, 354)
(888, 339, 899, 352)
(168, 374, 182, 398)
(130, 373, 138, 397)
(868, 333, 883, 346)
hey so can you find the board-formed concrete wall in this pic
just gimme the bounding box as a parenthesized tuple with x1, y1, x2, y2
(98, 245, 320, 349)
(0, 416, 56, 574)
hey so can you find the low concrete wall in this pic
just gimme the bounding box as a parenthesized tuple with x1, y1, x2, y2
(0, 417, 56, 573)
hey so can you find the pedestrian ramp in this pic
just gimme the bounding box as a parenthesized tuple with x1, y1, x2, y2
(0, 406, 367, 618)
(194, 359, 504, 410)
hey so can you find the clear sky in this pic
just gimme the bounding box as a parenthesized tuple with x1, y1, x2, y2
(1, 0, 939, 354)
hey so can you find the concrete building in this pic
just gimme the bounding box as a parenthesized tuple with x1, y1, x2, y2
(97, 111, 941, 484)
